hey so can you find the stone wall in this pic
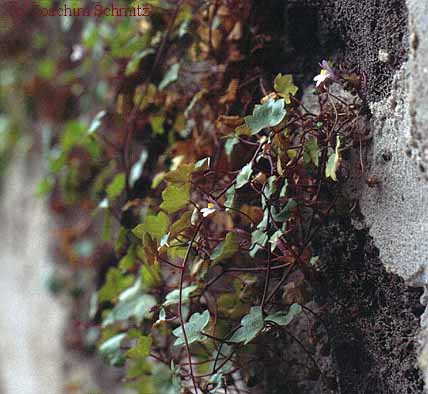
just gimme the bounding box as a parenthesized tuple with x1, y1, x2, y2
(274, 0, 428, 392)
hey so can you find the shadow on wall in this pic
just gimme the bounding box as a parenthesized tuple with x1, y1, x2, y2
(280, 0, 408, 101)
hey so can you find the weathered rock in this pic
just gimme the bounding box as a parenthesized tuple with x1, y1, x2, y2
(274, 0, 428, 392)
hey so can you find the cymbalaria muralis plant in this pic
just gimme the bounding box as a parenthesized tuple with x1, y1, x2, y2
(4, 1, 368, 392)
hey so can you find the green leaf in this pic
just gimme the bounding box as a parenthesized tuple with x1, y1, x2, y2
(135, 83, 157, 110)
(151, 171, 166, 189)
(224, 136, 239, 158)
(119, 248, 136, 271)
(250, 229, 269, 257)
(98, 268, 134, 303)
(99, 333, 127, 367)
(211, 233, 239, 265)
(36, 177, 54, 196)
(287, 149, 298, 160)
(107, 173, 126, 200)
(170, 211, 192, 237)
(37, 58, 55, 79)
(230, 306, 264, 344)
(272, 199, 297, 222)
(125, 49, 155, 76)
(235, 162, 253, 189)
(103, 279, 157, 326)
(61, 120, 87, 153)
(303, 136, 319, 167)
(325, 136, 341, 181)
(126, 335, 152, 360)
(264, 176, 277, 198)
(194, 157, 210, 170)
(165, 164, 193, 183)
(224, 187, 236, 211)
(159, 63, 180, 90)
(160, 183, 190, 214)
(133, 211, 170, 241)
(265, 303, 302, 326)
(172, 310, 210, 346)
(274, 73, 298, 104)
(280, 179, 288, 197)
(244, 98, 286, 135)
(101, 218, 114, 247)
(163, 285, 198, 307)
(150, 113, 165, 135)
(141, 262, 162, 290)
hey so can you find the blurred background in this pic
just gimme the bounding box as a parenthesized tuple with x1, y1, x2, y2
(0, 1, 134, 392)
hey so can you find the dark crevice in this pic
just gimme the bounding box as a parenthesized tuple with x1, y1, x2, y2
(312, 217, 424, 394)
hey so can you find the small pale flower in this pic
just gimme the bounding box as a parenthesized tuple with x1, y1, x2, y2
(314, 70, 329, 87)
(71, 44, 84, 62)
(201, 203, 216, 218)
(313, 60, 338, 87)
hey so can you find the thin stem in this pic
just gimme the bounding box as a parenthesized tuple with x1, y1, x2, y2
(178, 219, 204, 394)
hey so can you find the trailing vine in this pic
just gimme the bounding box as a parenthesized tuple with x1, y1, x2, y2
(3, 0, 369, 392)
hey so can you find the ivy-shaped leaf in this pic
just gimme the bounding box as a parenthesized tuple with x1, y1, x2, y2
(325, 135, 341, 181)
(230, 306, 264, 344)
(244, 98, 286, 135)
(99, 333, 127, 367)
(126, 335, 153, 360)
(163, 285, 198, 306)
(235, 162, 253, 189)
(211, 232, 239, 265)
(265, 303, 302, 326)
(103, 279, 157, 326)
(172, 310, 210, 346)
(250, 229, 269, 257)
(133, 211, 170, 241)
(274, 73, 298, 104)
(165, 164, 193, 183)
(160, 182, 190, 214)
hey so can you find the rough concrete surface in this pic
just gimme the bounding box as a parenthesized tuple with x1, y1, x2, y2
(356, 0, 428, 388)
(358, 0, 428, 283)
(360, 66, 428, 285)
(0, 150, 65, 394)
(283, 0, 428, 390)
